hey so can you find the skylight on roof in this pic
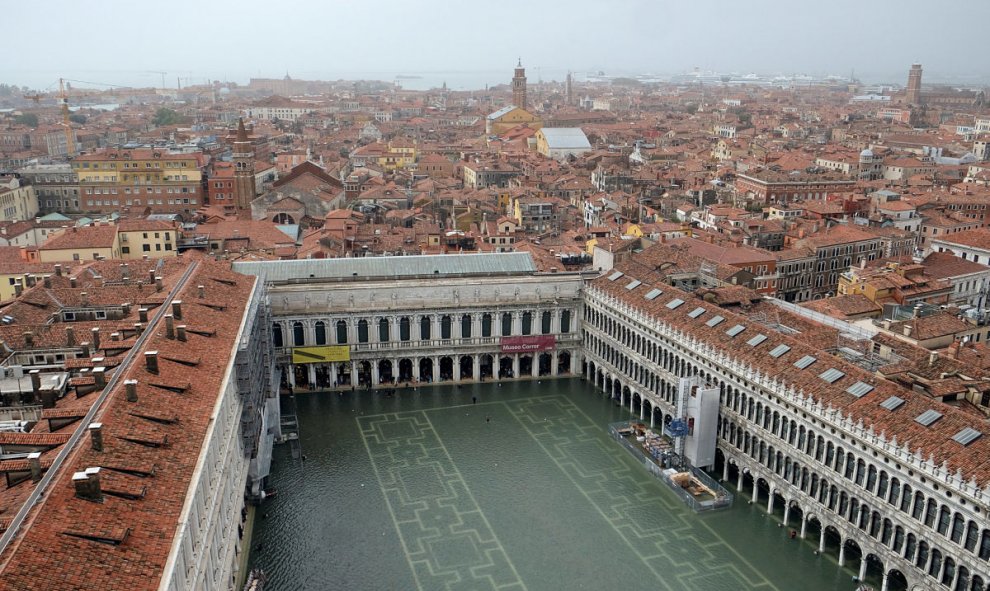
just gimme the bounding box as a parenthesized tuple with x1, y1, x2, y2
(607, 271, 624, 281)
(644, 288, 663, 300)
(880, 396, 905, 410)
(846, 381, 874, 398)
(794, 355, 817, 369)
(819, 368, 845, 384)
(952, 427, 982, 446)
(706, 315, 725, 327)
(746, 334, 768, 347)
(666, 298, 685, 309)
(768, 344, 791, 358)
(687, 307, 706, 319)
(625, 279, 642, 290)
(726, 324, 746, 337)
(915, 410, 943, 427)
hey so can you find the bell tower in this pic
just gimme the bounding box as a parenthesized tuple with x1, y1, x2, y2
(906, 63, 923, 106)
(233, 118, 256, 211)
(512, 59, 527, 110)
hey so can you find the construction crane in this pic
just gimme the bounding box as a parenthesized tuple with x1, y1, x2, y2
(58, 78, 75, 157)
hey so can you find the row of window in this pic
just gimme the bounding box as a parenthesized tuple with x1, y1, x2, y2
(273, 311, 572, 348)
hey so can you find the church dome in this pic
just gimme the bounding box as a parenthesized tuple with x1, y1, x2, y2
(860, 148, 874, 158)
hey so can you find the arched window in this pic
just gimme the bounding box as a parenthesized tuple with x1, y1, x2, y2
(950, 513, 965, 544)
(420, 316, 431, 340)
(482, 313, 492, 337)
(292, 322, 304, 346)
(521, 311, 532, 335)
(336, 320, 347, 344)
(501, 313, 512, 336)
(461, 314, 472, 338)
(560, 309, 571, 333)
(441, 315, 452, 339)
(541, 311, 551, 334)
(272, 323, 283, 348)
(379, 318, 389, 342)
(315, 321, 327, 345)
(399, 317, 410, 341)
(357, 319, 369, 343)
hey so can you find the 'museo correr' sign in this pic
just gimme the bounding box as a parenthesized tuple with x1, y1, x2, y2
(500, 335, 556, 353)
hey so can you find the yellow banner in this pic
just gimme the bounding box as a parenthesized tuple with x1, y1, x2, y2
(292, 345, 350, 364)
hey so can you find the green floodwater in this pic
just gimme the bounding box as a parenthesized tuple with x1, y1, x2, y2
(249, 378, 859, 591)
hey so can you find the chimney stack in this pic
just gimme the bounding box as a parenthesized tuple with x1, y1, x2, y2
(148, 269, 156, 284)
(145, 351, 159, 374)
(904, 325, 913, 338)
(65, 326, 75, 346)
(43, 275, 51, 288)
(91, 327, 101, 350)
(155, 276, 163, 291)
(23, 331, 33, 348)
(13, 282, 22, 296)
(138, 307, 148, 323)
(80, 341, 91, 357)
(928, 351, 938, 366)
(125, 379, 138, 402)
(28, 452, 42, 483)
(133, 323, 143, 336)
(197, 284, 205, 299)
(165, 314, 175, 339)
(55, 264, 62, 277)
(172, 300, 183, 320)
(121, 263, 129, 280)
(81, 292, 89, 307)
(29, 369, 41, 396)
(93, 367, 106, 388)
(69, 276, 77, 288)
(88, 422, 103, 452)
(72, 467, 102, 502)
(177, 325, 187, 342)
(110, 332, 120, 342)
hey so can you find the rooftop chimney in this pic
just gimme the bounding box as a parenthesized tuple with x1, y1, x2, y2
(93, 367, 106, 388)
(110, 332, 120, 342)
(22, 331, 33, 348)
(133, 323, 143, 336)
(91, 327, 101, 350)
(88, 422, 103, 452)
(177, 325, 187, 342)
(29, 369, 40, 396)
(80, 341, 90, 357)
(148, 269, 155, 284)
(65, 326, 75, 347)
(124, 379, 138, 402)
(138, 307, 148, 323)
(80, 292, 89, 307)
(13, 283, 22, 297)
(165, 314, 175, 339)
(72, 467, 102, 502)
(43, 275, 51, 288)
(121, 263, 129, 280)
(172, 300, 183, 320)
(28, 452, 42, 483)
(904, 324, 913, 338)
(145, 351, 159, 374)
(155, 276, 163, 292)
(928, 351, 938, 366)
(197, 284, 205, 299)
(55, 264, 62, 277)
(69, 276, 77, 288)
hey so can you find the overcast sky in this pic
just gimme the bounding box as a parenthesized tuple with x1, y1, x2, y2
(4, 0, 988, 90)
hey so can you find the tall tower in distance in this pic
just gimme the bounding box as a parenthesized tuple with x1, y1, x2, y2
(566, 71, 573, 106)
(233, 118, 256, 211)
(906, 63, 923, 105)
(512, 58, 528, 110)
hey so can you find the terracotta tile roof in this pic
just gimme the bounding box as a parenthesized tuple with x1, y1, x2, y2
(0, 259, 256, 590)
(39, 224, 117, 252)
(590, 263, 990, 487)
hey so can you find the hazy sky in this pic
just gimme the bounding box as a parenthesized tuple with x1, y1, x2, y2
(4, 0, 988, 90)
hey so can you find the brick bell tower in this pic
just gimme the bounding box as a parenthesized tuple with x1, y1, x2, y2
(233, 118, 256, 210)
(512, 58, 527, 110)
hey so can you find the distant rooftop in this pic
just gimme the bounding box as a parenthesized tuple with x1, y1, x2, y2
(233, 252, 538, 283)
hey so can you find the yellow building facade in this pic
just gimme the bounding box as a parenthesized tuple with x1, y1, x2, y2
(485, 106, 542, 135)
(72, 149, 204, 214)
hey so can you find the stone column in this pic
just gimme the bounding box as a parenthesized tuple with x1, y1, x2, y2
(752, 478, 759, 506)
(858, 505, 868, 530)
(838, 543, 846, 566)
(818, 527, 826, 553)
(737, 469, 745, 493)
(351, 361, 359, 386)
(639, 399, 645, 420)
(331, 363, 339, 387)
(433, 356, 441, 382)
(512, 354, 520, 378)
(531, 356, 539, 378)
(936, 560, 946, 586)
(629, 391, 634, 413)
(472, 354, 480, 381)
(782, 502, 791, 526)
(767, 488, 775, 514)
(880, 571, 889, 591)
(413, 358, 420, 382)
(307, 364, 316, 387)
(551, 351, 559, 376)
(288, 365, 296, 388)
(800, 516, 808, 539)
(857, 557, 867, 581)
(512, 312, 522, 335)
(371, 361, 380, 386)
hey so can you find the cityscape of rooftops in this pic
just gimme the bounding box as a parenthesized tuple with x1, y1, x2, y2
(0, 1, 989, 590)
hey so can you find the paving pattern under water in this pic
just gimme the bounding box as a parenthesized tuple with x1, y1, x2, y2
(249, 379, 856, 591)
